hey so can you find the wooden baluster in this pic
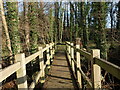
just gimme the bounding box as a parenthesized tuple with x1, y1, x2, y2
(91, 49, 101, 89)
(71, 43, 75, 72)
(66, 42, 67, 53)
(50, 44, 53, 62)
(38, 47, 45, 83)
(66, 42, 69, 62)
(15, 53, 28, 90)
(76, 38, 82, 88)
(46, 44, 50, 69)
(53, 43, 55, 55)
(68, 42, 71, 65)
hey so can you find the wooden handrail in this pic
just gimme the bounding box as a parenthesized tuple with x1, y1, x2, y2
(0, 42, 55, 89)
(25, 51, 41, 64)
(66, 50, 92, 87)
(0, 62, 21, 82)
(66, 42, 91, 60)
(77, 68, 92, 88)
(66, 41, 120, 89)
(94, 57, 120, 80)
(42, 43, 54, 52)
(25, 43, 55, 64)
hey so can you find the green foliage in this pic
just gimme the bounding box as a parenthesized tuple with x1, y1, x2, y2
(91, 2, 109, 59)
(6, 2, 21, 54)
(28, 3, 39, 54)
(49, 9, 54, 42)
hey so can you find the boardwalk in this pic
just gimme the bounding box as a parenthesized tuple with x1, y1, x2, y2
(42, 51, 77, 89)
(1, 43, 120, 89)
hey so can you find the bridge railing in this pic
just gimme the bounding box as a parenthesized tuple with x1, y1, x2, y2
(0, 43, 55, 90)
(66, 40, 120, 89)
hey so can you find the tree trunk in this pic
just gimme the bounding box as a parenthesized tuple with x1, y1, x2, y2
(97, 2, 108, 59)
(59, 9, 64, 42)
(116, 1, 120, 30)
(49, 8, 54, 42)
(28, 2, 38, 54)
(23, 1, 30, 55)
(6, 2, 21, 54)
(0, 1, 12, 56)
(54, 2, 59, 42)
(70, 2, 74, 42)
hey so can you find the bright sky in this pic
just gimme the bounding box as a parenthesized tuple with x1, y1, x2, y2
(18, 0, 119, 28)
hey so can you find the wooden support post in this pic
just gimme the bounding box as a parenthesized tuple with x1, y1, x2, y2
(66, 42, 67, 52)
(66, 42, 68, 51)
(68, 42, 71, 65)
(38, 47, 45, 83)
(15, 53, 28, 90)
(76, 38, 82, 88)
(66, 42, 69, 62)
(46, 44, 50, 69)
(50, 44, 53, 62)
(71, 43, 75, 72)
(53, 43, 55, 55)
(92, 49, 101, 89)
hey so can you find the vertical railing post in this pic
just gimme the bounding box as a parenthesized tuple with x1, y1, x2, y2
(66, 42, 67, 53)
(91, 49, 101, 89)
(15, 53, 28, 90)
(71, 43, 75, 72)
(46, 44, 50, 69)
(66, 42, 69, 63)
(38, 47, 45, 83)
(66, 42, 68, 51)
(76, 38, 82, 88)
(50, 43, 53, 62)
(66, 42, 69, 55)
(53, 43, 55, 58)
(52, 43, 55, 55)
(68, 42, 71, 65)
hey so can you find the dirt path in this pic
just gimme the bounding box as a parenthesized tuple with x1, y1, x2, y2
(42, 51, 76, 89)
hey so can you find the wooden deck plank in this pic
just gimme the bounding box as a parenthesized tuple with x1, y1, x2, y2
(42, 51, 75, 89)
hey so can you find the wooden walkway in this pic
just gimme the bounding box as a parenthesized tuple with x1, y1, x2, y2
(42, 51, 77, 89)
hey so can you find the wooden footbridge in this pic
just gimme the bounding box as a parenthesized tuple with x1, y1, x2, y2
(0, 38, 120, 89)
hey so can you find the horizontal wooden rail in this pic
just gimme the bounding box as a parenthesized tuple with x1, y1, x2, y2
(25, 51, 41, 64)
(66, 50, 92, 87)
(77, 68, 92, 87)
(29, 65, 46, 89)
(42, 43, 55, 52)
(66, 42, 91, 60)
(0, 42, 55, 89)
(25, 43, 55, 64)
(66, 41, 120, 89)
(94, 57, 120, 80)
(0, 62, 20, 82)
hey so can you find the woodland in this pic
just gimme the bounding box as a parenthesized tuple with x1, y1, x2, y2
(0, 0, 120, 89)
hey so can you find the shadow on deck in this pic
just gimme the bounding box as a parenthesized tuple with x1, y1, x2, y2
(42, 51, 78, 89)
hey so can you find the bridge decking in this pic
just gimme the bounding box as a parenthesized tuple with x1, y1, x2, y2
(42, 51, 76, 89)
